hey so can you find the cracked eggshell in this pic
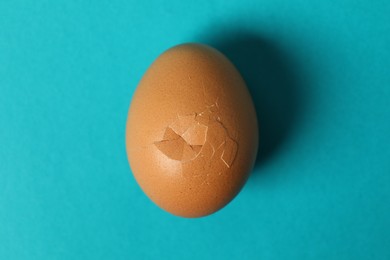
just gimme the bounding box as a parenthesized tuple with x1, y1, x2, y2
(126, 43, 258, 218)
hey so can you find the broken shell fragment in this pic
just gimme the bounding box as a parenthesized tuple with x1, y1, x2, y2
(126, 43, 258, 218)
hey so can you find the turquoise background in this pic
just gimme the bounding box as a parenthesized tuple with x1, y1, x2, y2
(1, 0, 389, 259)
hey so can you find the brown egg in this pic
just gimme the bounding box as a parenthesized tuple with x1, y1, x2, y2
(126, 43, 258, 218)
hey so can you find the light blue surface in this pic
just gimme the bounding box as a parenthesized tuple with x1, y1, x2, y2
(1, 1, 390, 259)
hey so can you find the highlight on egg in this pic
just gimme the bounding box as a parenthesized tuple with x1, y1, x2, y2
(126, 43, 258, 218)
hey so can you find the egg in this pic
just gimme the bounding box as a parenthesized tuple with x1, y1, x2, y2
(126, 43, 258, 218)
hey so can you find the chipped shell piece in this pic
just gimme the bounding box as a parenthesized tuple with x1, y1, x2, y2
(126, 43, 258, 218)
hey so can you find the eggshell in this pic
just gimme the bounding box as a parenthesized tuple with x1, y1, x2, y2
(126, 43, 258, 218)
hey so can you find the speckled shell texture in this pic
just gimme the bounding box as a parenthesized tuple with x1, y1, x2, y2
(126, 44, 258, 218)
